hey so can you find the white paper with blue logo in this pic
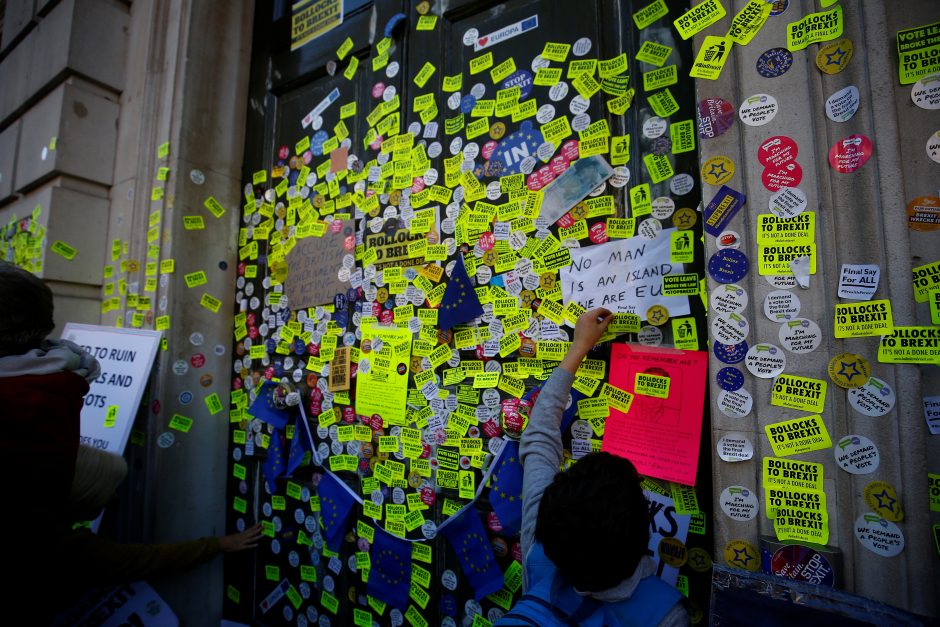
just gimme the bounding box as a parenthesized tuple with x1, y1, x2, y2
(647, 490, 691, 586)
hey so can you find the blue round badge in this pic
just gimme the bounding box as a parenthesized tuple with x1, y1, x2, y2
(310, 130, 329, 156)
(460, 94, 478, 114)
(756, 48, 793, 78)
(501, 70, 534, 99)
(714, 340, 748, 364)
(769, 0, 788, 16)
(708, 248, 750, 284)
(179, 390, 193, 405)
(717, 367, 745, 391)
(334, 292, 348, 311)
(490, 121, 543, 175)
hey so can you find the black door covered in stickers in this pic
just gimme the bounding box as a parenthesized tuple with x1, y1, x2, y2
(226, 1, 711, 625)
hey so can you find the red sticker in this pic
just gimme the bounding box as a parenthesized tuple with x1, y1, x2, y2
(561, 139, 581, 161)
(482, 140, 498, 159)
(190, 353, 206, 368)
(697, 97, 736, 139)
(828, 134, 873, 173)
(761, 162, 803, 191)
(757, 135, 798, 167)
(478, 232, 496, 250)
(589, 222, 609, 244)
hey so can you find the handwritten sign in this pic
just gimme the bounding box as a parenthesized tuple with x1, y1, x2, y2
(602, 344, 707, 485)
(62, 323, 162, 453)
(284, 220, 354, 308)
(560, 228, 690, 321)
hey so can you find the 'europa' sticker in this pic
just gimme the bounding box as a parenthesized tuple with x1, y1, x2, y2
(854, 513, 904, 557)
(720, 486, 760, 521)
(834, 434, 880, 474)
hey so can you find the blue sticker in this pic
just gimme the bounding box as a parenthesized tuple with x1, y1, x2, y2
(704, 185, 747, 237)
(714, 340, 748, 364)
(293, 338, 307, 355)
(489, 120, 543, 175)
(756, 48, 793, 78)
(460, 94, 478, 114)
(346, 287, 359, 303)
(334, 292, 348, 311)
(266, 338, 278, 353)
(717, 367, 745, 391)
(501, 70, 534, 99)
(179, 390, 193, 405)
(310, 130, 330, 156)
(708, 248, 750, 284)
(769, 0, 789, 17)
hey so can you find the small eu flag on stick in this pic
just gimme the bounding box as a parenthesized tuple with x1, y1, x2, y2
(438, 253, 484, 331)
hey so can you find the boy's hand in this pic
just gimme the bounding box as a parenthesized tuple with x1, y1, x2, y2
(220, 523, 264, 552)
(572, 308, 614, 354)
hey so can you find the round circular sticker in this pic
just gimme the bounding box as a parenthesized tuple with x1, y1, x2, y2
(717, 433, 754, 462)
(724, 540, 760, 571)
(673, 206, 697, 229)
(573, 37, 592, 56)
(717, 230, 742, 249)
(848, 376, 896, 417)
(765, 273, 797, 289)
(762, 162, 802, 192)
(637, 325, 663, 346)
(757, 135, 798, 168)
(651, 197, 675, 219)
(816, 38, 853, 74)
(864, 481, 903, 522)
(717, 388, 753, 418)
(716, 367, 745, 391)
(828, 352, 871, 389)
(697, 98, 736, 139)
(779, 318, 822, 353)
(643, 116, 668, 139)
(711, 312, 750, 346)
(708, 249, 749, 284)
(911, 73, 940, 110)
(907, 195, 940, 231)
(738, 94, 778, 126)
(714, 340, 748, 365)
(157, 431, 175, 448)
(834, 434, 879, 474)
(638, 218, 662, 239)
(771, 545, 835, 585)
(701, 156, 735, 186)
(829, 134, 873, 173)
(670, 173, 695, 195)
(745, 343, 786, 378)
(720, 486, 759, 521)
(708, 285, 748, 313)
(825, 85, 860, 123)
(854, 513, 904, 557)
(763, 289, 801, 321)
(927, 130, 940, 164)
(756, 47, 793, 78)
(687, 548, 713, 572)
(768, 187, 808, 218)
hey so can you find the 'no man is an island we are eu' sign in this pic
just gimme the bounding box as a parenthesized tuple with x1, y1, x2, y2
(62, 323, 162, 455)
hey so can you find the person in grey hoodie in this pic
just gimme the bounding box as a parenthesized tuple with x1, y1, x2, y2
(497, 307, 689, 626)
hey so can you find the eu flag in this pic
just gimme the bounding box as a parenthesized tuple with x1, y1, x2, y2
(248, 380, 291, 429)
(367, 527, 412, 610)
(525, 381, 585, 433)
(262, 427, 286, 493)
(318, 472, 358, 553)
(489, 440, 523, 536)
(438, 253, 484, 331)
(440, 507, 504, 600)
(286, 414, 313, 476)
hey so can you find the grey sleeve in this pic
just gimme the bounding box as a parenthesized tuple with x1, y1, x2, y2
(519, 367, 574, 572)
(659, 601, 691, 627)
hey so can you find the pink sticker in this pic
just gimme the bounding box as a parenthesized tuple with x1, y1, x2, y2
(482, 140, 498, 159)
(757, 135, 798, 168)
(828, 134, 873, 173)
(761, 162, 803, 192)
(372, 83, 386, 98)
(697, 97, 736, 139)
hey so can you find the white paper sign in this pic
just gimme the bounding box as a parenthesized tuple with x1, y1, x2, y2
(924, 395, 940, 435)
(838, 264, 880, 300)
(55, 582, 178, 626)
(560, 228, 690, 321)
(62, 323, 162, 454)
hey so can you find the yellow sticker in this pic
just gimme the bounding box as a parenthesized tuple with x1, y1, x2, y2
(157, 142, 169, 158)
(763, 457, 824, 492)
(416, 15, 438, 30)
(343, 55, 359, 80)
(897, 20, 940, 84)
(770, 488, 829, 544)
(104, 405, 119, 428)
(877, 327, 940, 365)
(542, 42, 571, 62)
(701, 155, 734, 186)
(414, 62, 436, 88)
(169, 413, 194, 433)
(727, 0, 772, 46)
(490, 57, 516, 83)
(51, 240, 77, 260)
(827, 352, 871, 389)
(674, 0, 727, 40)
(469, 52, 493, 75)
(787, 5, 843, 52)
(184, 270, 208, 288)
(643, 152, 674, 183)
(183, 215, 205, 230)
(200, 293, 222, 313)
(647, 88, 680, 117)
(833, 300, 893, 338)
(771, 374, 827, 413)
(929, 288, 940, 325)
(864, 480, 904, 522)
(636, 41, 673, 66)
(633, 0, 669, 30)
(723, 540, 759, 571)
(337, 36, 354, 60)
(643, 65, 677, 91)
(599, 54, 629, 78)
(765, 414, 831, 458)
(757, 243, 816, 276)
(534, 67, 563, 86)
(912, 260, 940, 302)
(204, 196, 225, 218)
(689, 35, 732, 80)
(756, 212, 815, 246)
(636, 372, 670, 398)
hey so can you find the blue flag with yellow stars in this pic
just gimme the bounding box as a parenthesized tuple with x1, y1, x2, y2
(248, 380, 291, 429)
(440, 507, 504, 600)
(318, 472, 358, 553)
(527, 381, 585, 434)
(489, 441, 523, 537)
(262, 427, 286, 493)
(366, 527, 412, 610)
(286, 413, 312, 476)
(438, 253, 484, 331)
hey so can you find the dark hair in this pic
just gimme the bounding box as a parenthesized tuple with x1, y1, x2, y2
(535, 452, 650, 592)
(0, 261, 55, 355)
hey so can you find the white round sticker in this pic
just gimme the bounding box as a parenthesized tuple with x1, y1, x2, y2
(531, 55, 550, 72)
(710, 284, 748, 314)
(911, 74, 940, 110)
(536, 104, 556, 124)
(463, 28, 479, 46)
(442, 569, 458, 590)
(763, 290, 801, 321)
(778, 318, 822, 353)
(848, 377, 896, 417)
(717, 388, 753, 418)
(569, 95, 590, 115)
(638, 325, 663, 346)
(768, 187, 808, 219)
(651, 197, 676, 219)
(573, 37, 592, 56)
(571, 113, 591, 132)
(157, 432, 176, 448)
(720, 486, 760, 521)
(826, 85, 860, 122)
(637, 218, 662, 239)
(711, 312, 750, 345)
(765, 274, 798, 289)
(745, 344, 787, 378)
(386, 61, 400, 78)
(738, 94, 778, 126)
(927, 130, 940, 165)
(717, 434, 754, 462)
(642, 117, 668, 139)
(549, 82, 569, 101)
(854, 513, 904, 557)
(609, 166, 630, 187)
(571, 420, 593, 440)
(670, 173, 695, 195)
(835, 434, 879, 474)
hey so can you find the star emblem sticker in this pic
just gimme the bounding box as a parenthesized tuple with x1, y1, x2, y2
(873, 489, 897, 512)
(732, 546, 754, 567)
(838, 360, 862, 381)
(675, 212, 693, 226)
(825, 47, 846, 66)
(708, 163, 728, 180)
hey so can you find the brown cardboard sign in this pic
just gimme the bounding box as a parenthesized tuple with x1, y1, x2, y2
(284, 219, 354, 308)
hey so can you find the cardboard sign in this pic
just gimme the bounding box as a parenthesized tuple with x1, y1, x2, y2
(602, 344, 707, 486)
(284, 220, 354, 308)
(62, 323, 162, 454)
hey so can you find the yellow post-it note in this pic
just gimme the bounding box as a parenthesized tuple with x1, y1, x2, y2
(104, 405, 119, 428)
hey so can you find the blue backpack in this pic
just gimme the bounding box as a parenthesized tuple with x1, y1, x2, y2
(496, 543, 682, 627)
